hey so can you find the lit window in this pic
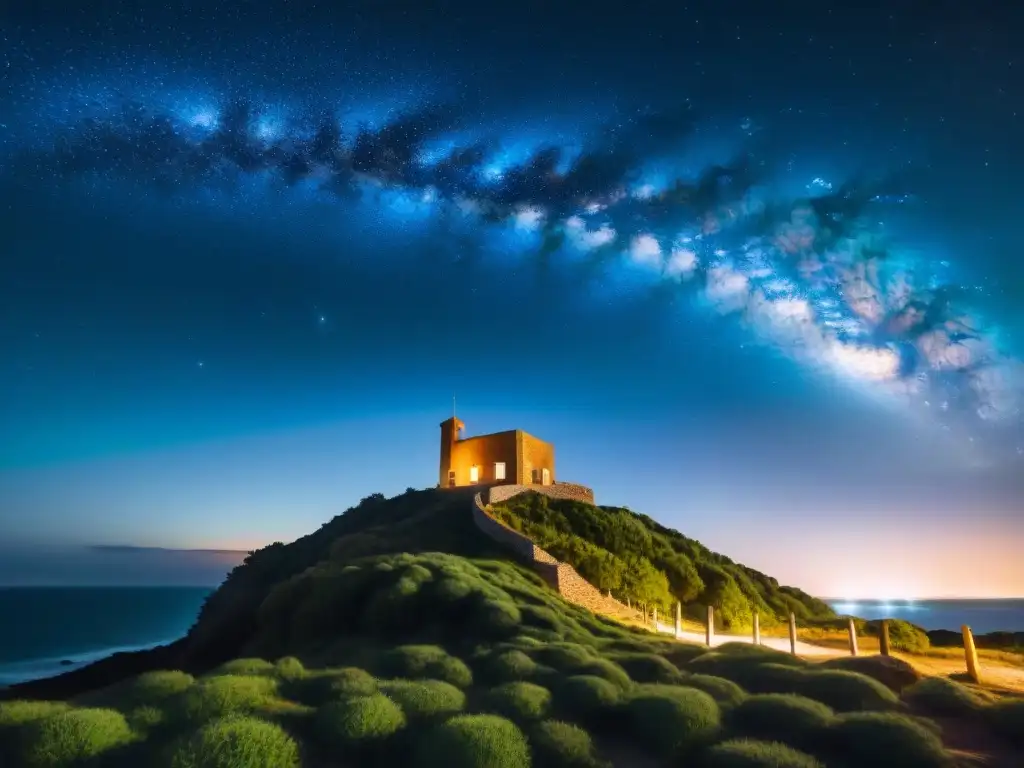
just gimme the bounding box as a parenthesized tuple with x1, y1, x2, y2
(469, 465, 479, 483)
(494, 462, 506, 481)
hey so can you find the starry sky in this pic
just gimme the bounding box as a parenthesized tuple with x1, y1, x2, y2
(1, 0, 1022, 598)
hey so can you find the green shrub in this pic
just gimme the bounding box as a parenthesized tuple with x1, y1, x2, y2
(555, 675, 622, 723)
(727, 694, 834, 750)
(380, 679, 466, 720)
(315, 694, 406, 750)
(126, 705, 165, 734)
(213, 658, 275, 676)
(0, 700, 72, 729)
(413, 714, 529, 768)
(821, 712, 954, 767)
(608, 652, 683, 683)
(118, 670, 196, 708)
(285, 666, 377, 706)
(434, 576, 476, 602)
(482, 649, 538, 683)
(624, 686, 721, 759)
(986, 698, 1024, 746)
(473, 599, 523, 638)
(529, 720, 609, 768)
(166, 714, 300, 768)
(572, 658, 631, 689)
(175, 675, 278, 723)
(795, 670, 899, 712)
(19, 707, 134, 767)
(820, 655, 921, 693)
(485, 682, 552, 722)
(685, 674, 747, 707)
(274, 656, 305, 680)
(701, 738, 824, 767)
(902, 677, 985, 717)
(866, 619, 930, 653)
(686, 654, 806, 693)
(378, 645, 474, 687)
(532, 643, 595, 670)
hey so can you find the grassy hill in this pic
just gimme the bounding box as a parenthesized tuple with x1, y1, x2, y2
(487, 492, 834, 630)
(1, 487, 1022, 767)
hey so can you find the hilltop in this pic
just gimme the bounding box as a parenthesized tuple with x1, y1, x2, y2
(1, 486, 1022, 767)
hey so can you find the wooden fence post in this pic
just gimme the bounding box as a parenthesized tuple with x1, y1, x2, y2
(879, 620, 891, 657)
(847, 617, 858, 657)
(752, 611, 760, 646)
(788, 612, 797, 655)
(675, 601, 682, 639)
(706, 605, 715, 647)
(962, 625, 981, 683)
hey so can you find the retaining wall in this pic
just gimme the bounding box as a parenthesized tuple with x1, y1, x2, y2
(470, 489, 641, 622)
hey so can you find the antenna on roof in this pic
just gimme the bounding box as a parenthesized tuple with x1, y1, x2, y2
(453, 394, 456, 420)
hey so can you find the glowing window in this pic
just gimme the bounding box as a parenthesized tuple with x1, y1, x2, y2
(469, 465, 479, 483)
(494, 462, 506, 481)
(542, 468, 550, 485)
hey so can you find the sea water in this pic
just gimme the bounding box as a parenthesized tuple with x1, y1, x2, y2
(826, 598, 1024, 635)
(0, 586, 212, 687)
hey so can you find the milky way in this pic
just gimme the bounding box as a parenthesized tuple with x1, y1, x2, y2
(3, 82, 1022, 460)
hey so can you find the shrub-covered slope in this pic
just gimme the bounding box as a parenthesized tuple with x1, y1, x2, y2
(489, 492, 834, 629)
(6, 551, 1019, 768)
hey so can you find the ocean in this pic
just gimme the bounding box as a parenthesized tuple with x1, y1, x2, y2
(2, 588, 1022, 689)
(0, 586, 212, 688)
(826, 599, 1024, 635)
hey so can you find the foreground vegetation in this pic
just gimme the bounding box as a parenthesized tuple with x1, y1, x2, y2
(3, 550, 1023, 767)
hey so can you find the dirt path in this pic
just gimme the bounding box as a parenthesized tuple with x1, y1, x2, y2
(652, 621, 841, 657)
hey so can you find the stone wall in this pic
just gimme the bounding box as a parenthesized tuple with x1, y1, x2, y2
(470, 493, 558, 565)
(487, 481, 595, 506)
(470, 490, 641, 624)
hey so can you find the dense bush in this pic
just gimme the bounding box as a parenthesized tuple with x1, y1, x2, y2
(314, 694, 406, 750)
(727, 693, 834, 750)
(554, 675, 623, 724)
(480, 649, 538, 683)
(685, 674, 747, 707)
(213, 658, 275, 676)
(166, 714, 300, 768)
(902, 677, 986, 717)
(484, 682, 552, 722)
(413, 714, 530, 768)
(607, 652, 684, 684)
(819, 712, 954, 767)
(820, 655, 920, 693)
(273, 656, 305, 681)
(624, 686, 721, 759)
(529, 720, 609, 768)
(285, 665, 377, 706)
(380, 679, 466, 721)
(18, 707, 134, 767)
(174, 675, 278, 723)
(793, 670, 900, 713)
(701, 738, 824, 767)
(377, 645, 474, 687)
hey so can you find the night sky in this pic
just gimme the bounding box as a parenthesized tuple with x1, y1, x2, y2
(1, 1, 1022, 598)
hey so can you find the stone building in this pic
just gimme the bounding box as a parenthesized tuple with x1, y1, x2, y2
(439, 417, 555, 489)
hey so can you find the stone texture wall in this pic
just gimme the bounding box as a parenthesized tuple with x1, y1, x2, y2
(470, 493, 558, 565)
(470, 490, 641, 624)
(487, 482, 595, 506)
